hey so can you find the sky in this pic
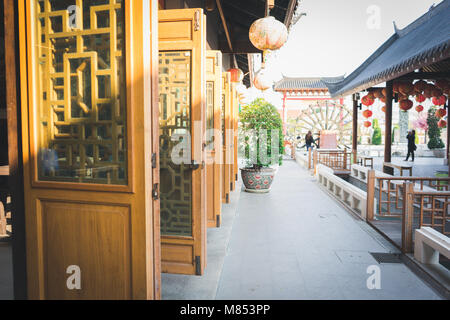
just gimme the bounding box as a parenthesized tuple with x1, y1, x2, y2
(272, 0, 443, 77)
(245, 0, 443, 108)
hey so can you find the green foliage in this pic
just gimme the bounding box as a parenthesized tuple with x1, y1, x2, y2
(239, 98, 284, 169)
(372, 119, 382, 145)
(427, 107, 445, 149)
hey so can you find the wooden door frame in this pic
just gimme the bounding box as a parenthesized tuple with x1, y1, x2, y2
(206, 50, 222, 228)
(158, 8, 207, 276)
(3, 0, 27, 300)
(18, 0, 160, 299)
(221, 71, 231, 203)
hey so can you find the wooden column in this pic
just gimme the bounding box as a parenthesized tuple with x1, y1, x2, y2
(4, 0, 27, 299)
(384, 81, 394, 175)
(366, 169, 375, 221)
(447, 102, 450, 174)
(402, 182, 414, 253)
(352, 94, 358, 164)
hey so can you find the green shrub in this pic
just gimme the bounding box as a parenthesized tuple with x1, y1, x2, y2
(240, 98, 284, 169)
(427, 107, 444, 149)
(372, 119, 382, 145)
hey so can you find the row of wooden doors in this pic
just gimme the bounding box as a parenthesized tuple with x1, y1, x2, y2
(18, 2, 239, 299)
(158, 9, 239, 276)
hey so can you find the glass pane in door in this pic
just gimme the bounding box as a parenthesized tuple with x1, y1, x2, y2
(33, 0, 127, 185)
(158, 51, 192, 237)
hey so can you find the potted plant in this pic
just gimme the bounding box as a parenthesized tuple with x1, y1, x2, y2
(239, 98, 283, 193)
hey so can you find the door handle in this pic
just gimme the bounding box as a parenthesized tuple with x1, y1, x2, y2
(185, 160, 200, 170)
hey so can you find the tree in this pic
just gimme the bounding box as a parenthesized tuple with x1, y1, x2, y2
(371, 119, 382, 145)
(427, 107, 444, 149)
(239, 98, 284, 169)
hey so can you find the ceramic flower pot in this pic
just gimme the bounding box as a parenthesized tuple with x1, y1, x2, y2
(240, 167, 276, 193)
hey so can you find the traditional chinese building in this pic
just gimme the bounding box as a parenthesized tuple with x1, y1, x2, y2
(274, 76, 353, 148)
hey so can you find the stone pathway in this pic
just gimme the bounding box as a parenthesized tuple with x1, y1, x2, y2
(214, 160, 442, 299)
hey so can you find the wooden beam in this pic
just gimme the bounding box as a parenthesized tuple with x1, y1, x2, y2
(3, 0, 27, 299)
(383, 80, 393, 175)
(216, 0, 233, 52)
(397, 72, 450, 81)
(284, 0, 297, 26)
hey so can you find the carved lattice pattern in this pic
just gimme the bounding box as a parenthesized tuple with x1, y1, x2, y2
(158, 51, 192, 237)
(34, 0, 127, 184)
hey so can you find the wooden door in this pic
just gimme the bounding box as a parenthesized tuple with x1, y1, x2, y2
(158, 9, 207, 275)
(206, 50, 222, 228)
(221, 72, 232, 203)
(230, 82, 237, 191)
(234, 85, 240, 184)
(18, 0, 160, 299)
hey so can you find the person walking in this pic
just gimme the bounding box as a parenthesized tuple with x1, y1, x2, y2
(305, 131, 317, 152)
(405, 130, 416, 162)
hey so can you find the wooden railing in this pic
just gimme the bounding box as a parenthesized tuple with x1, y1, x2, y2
(364, 170, 450, 252)
(314, 149, 351, 174)
(374, 176, 450, 218)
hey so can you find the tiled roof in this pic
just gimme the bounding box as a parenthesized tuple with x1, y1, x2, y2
(274, 76, 345, 91)
(325, 0, 450, 98)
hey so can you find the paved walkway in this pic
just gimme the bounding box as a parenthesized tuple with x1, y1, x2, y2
(214, 160, 442, 300)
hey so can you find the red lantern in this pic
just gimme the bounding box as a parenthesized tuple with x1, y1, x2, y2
(435, 108, 447, 118)
(399, 99, 413, 111)
(432, 95, 447, 106)
(415, 94, 426, 103)
(413, 80, 427, 93)
(380, 96, 386, 103)
(362, 109, 373, 118)
(361, 95, 374, 106)
(363, 121, 372, 128)
(381, 105, 386, 113)
(438, 119, 447, 128)
(399, 82, 413, 95)
(415, 105, 424, 113)
(228, 68, 244, 83)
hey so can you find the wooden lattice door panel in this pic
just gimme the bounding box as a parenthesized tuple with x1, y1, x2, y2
(158, 9, 207, 275)
(206, 50, 222, 228)
(19, 0, 160, 299)
(33, 0, 128, 185)
(221, 72, 232, 203)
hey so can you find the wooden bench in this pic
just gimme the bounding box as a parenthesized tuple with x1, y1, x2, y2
(358, 156, 373, 169)
(383, 162, 412, 176)
(414, 227, 450, 265)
